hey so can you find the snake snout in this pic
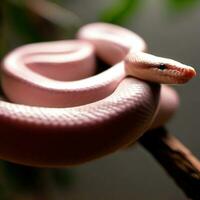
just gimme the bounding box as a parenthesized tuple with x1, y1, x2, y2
(184, 66, 196, 79)
(173, 64, 196, 84)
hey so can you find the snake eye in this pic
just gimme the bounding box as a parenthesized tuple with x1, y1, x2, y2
(158, 63, 167, 71)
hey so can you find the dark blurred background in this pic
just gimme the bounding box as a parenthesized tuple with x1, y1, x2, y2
(0, 0, 200, 199)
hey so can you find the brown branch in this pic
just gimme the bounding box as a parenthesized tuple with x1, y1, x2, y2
(139, 127, 200, 200)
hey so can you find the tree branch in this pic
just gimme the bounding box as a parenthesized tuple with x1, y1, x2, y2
(139, 127, 200, 199)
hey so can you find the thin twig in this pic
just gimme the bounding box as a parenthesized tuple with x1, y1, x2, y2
(139, 127, 200, 199)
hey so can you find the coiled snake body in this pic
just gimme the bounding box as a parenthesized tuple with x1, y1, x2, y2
(0, 23, 196, 167)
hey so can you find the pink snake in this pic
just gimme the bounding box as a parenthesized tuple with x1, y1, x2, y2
(0, 23, 196, 167)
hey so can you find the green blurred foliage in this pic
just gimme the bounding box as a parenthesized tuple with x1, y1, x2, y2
(100, 0, 141, 25)
(0, 161, 75, 199)
(4, 1, 43, 42)
(168, 0, 199, 11)
(0, 0, 81, 58)
(1, 0, 199, 58)
(100, 0, 200, 24)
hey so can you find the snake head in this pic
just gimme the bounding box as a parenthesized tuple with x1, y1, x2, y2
(125, 51, 196, 84)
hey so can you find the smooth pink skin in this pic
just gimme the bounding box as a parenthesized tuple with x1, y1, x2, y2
(0, 23, 195, 167)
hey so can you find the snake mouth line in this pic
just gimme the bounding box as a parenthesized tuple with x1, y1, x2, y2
(151, 66, 196, 83)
